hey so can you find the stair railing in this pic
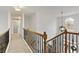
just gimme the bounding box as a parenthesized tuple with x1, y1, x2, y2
(24, 28, 47, 53)
(47, 29, 79, 53)
(24, 28, 79, 53)
(46, 31, 65, 53)
(0, 29, 9, 53)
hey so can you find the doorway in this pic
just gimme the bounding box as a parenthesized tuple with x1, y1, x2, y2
(10, 12, 24, 39)
(11, 19, 21, 34)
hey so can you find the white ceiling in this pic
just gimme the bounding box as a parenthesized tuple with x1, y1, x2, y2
(18, 6, 79, 17)
(1, 6, 79, 17)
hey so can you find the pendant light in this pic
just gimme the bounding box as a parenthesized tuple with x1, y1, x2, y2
(59, 11, 66, 32)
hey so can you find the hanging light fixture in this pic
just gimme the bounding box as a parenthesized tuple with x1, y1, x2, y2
(64, 17, 74, 32)
(59, 11, 66, 32)
(65, 17, 74, 27)
(13, 6, 24, 11)
(59, 26, 65, 32)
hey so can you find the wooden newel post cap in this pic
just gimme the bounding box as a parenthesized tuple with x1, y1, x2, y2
(43, 32, 47, 40)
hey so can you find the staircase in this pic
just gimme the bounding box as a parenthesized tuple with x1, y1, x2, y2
(0, 28, 79, 53)
(24, 29, 79, 53)
(47, 29, 79, 53)
(24, 29, 47, 53)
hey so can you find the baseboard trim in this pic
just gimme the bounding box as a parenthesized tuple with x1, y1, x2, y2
(22, 38, 33, 53)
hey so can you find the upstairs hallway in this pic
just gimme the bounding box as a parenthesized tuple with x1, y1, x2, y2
(6, 33, 32, 53)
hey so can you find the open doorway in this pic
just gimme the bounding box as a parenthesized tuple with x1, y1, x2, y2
(9, 10, 24, 39)
(11, 19, 21, 34)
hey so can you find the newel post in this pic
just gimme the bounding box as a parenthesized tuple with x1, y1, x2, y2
(64, 29, 67, 53)
(43, 32, 47, 53)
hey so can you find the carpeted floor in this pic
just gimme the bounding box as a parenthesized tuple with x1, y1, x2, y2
(6, 33, 32, 53)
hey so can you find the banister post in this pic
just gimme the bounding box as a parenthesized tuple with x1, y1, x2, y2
(43, 32, 47, 53)
(64, 29, 67, 53)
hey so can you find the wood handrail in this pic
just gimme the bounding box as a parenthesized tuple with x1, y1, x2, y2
(47, 32, 65, 42)
(67, 31, 79, 35)
(47, 30, 79, 43)
(24, 28, 43, 37)
(24, 28, 48, 53)
(46, 29, 79, 53)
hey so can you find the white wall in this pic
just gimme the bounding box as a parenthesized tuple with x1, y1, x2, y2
(24, 13, 39, 32)
(24, 15, 29, 29)
(70, 13, 79, 32)
(24, 7, 57, 39)
(24, 6, 79, 39)
(57, 13, 79, 33)
(0, 10, 8, 34)
(37, 11, 57, 39)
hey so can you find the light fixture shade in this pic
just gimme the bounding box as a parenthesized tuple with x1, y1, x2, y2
(65, 17, 74, 31)
(65, 17, 74, 25)
(59, 25, 65, 32)
(13, 6, 24, 11)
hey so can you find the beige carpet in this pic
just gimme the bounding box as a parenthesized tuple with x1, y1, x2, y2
(6, 33, 32, 53)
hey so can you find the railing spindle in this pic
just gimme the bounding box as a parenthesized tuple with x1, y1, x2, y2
(60, 35, 61, 53)
(69, 34, 71, 53)
(76, 34, 78, 53)
(56, 37, 58, 53)
(38, 36, 40, 53)
(54, 39, 56, 53)
(55, 39, 56, 53)
(61, 34, 64, 53)
(72, 34, 74, 53)
(41, 37, 43, 53)
(39, 36, 41, 53)
(52, 40, 53, 52)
